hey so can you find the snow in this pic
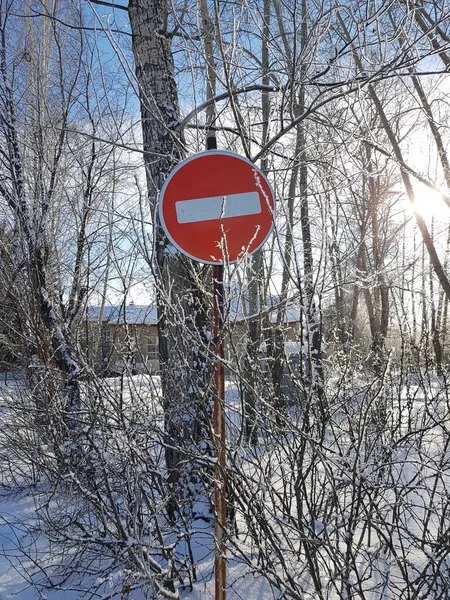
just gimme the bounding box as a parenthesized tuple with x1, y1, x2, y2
(163, 244, 179, 258)
(1, 372, 450, 598)
(87, 295, 301, 328)
(0, 494, 104, 599)
(88, 305, 158, 325)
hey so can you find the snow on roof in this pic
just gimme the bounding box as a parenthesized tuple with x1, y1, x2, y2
(88, 297, 300, 326)
(88, 304, 158, 325)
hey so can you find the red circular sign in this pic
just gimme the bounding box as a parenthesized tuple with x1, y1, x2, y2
(159, 150, 275, 264)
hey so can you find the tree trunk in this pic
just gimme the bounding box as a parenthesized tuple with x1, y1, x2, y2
(298, 0, 325, 414)
(128, 0, 211, 517)
(242, 0, 271, 442)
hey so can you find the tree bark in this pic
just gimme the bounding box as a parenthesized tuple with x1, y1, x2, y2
(128, 0, 211, 517)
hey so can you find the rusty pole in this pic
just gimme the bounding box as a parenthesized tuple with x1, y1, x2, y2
(213, 262, 226, 600)
(206, 133, 226, 600)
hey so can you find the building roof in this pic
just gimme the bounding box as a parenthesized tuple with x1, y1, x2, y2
(88, 304, 158, 325)
(88, 296, 300, 326)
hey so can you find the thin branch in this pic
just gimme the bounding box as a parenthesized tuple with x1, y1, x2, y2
(9, 9, 131, 36)
(179, 84, 280, 130)
(86, 0, 128, 12)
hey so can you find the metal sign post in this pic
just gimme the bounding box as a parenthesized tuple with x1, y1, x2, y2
(213, 261, 226, 600)
(207, 135, 227, 600)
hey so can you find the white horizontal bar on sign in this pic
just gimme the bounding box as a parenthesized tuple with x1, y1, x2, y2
(175, 191, 261, 224)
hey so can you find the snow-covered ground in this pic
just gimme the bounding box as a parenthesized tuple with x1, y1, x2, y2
(1, 371, 450, 599)
(0, 374, 272, 600)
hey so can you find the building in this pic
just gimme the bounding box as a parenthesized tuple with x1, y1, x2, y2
(87, 304, 159, 375)
(87, 297, 301, 376)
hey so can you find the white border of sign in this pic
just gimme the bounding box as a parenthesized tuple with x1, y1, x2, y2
(158, 150, 276, 265)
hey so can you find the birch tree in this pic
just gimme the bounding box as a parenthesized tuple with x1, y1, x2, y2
(128, 0, 214, 517)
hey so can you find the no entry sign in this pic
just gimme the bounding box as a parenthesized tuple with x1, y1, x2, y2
(159, 150, 275, 264)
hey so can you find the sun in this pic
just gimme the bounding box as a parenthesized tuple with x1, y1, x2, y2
(411, 182, 450, 221)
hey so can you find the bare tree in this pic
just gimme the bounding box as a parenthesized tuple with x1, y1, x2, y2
(128, 0, 215, 519)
